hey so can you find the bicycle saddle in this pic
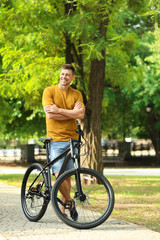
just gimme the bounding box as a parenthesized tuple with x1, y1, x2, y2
(38, 138, 52, 143)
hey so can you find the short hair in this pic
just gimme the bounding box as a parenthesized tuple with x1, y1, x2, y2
(61, 64, 75, 75)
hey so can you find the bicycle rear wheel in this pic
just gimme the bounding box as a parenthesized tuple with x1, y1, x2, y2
(21, 163, 49, 222)
(51, 168, 114, 229)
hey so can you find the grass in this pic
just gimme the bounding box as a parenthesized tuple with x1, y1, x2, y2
(0, 174, 23, 187)
(0, 173, 160, 232)
(107, 175, 160, 233)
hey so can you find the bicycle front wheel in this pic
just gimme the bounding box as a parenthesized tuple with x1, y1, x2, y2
(51, 168, 114, 229)
(21, 163, 49, 222)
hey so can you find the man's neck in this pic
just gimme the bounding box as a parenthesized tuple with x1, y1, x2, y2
(58, 83, 69, 91)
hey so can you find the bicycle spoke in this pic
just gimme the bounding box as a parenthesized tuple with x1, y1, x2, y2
(52, 168, 114, 229)
(21, 163, 49, 222)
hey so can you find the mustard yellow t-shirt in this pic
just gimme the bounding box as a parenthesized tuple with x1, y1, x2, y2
(42, 85, 84, 141)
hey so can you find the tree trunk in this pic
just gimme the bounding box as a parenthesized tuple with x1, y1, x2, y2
(83, 58, 105, 173)
(83, 17, 109, 174)
(64, 1, 77, 64)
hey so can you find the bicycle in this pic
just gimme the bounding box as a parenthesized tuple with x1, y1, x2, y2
(21, 123, 114, 229)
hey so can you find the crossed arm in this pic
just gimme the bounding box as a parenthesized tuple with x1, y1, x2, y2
(44, 102, 85, 120)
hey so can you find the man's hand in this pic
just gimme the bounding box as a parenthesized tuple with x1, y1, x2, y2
(44, 102, 59, 113)
(44, 101, 85, 120)
(74, 101, 82, 110)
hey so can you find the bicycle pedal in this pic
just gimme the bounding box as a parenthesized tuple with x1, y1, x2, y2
(64, 200, 72, 209)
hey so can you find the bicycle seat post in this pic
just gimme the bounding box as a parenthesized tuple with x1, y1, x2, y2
(45, 140, 52, 192)
(44, 141, 50, 164)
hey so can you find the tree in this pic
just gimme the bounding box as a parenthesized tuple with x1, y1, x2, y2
(100, 3, 160, 162)
(128, 24, 160, 164)
(58, 0, 146, 172)
(0, 0, 157, 169)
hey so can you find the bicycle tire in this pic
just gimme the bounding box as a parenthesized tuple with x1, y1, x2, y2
(51, 168, 114, 229)
(21, 163, 49, 222)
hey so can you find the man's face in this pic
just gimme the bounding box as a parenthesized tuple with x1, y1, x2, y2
(60, 69, 75, 87)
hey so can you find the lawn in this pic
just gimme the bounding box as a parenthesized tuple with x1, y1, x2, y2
(0, 173, 160, 232)
(107, 175, 160, 233)
(0, 174, 23, 187)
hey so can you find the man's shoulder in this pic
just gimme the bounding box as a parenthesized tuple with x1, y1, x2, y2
(42, 85, 58, 106)
(44, 85, 57, 93)
(69, 87, 81, 95)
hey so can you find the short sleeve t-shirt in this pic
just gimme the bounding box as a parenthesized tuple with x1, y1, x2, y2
(42, 85, 84, 141)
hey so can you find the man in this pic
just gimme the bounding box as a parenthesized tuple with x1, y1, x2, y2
(42, 64, 85, 221)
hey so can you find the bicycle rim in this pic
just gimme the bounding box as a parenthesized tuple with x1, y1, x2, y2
(21, 163, 49, 222)
(51, 168, 114, 229)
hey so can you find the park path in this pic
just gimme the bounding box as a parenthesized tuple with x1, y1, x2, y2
(0, 181, 160, 240)
(1, 166, 160, 176)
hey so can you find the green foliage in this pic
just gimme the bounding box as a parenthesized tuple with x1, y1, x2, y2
(131, 26, 160, 112)
(0, 97, 46, 140)
(102, 89, 134, 139)
(0, 0, 123, 139)
(0, 0, 159, 144)
(101, 2, 160, 142)
(0, 0, 66, 139)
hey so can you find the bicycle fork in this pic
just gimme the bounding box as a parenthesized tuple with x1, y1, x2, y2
(74, 159, 86, 202)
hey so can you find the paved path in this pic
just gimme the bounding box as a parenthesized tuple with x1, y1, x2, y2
(104, 168, 160, 176)
(0, 182, 160, 240)
(1, 167, 160, 176)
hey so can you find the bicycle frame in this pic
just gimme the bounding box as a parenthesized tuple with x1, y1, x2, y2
(21, 122, 115, 229)
(28, 122, 84, 203)
(32, 138, 80, 194)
